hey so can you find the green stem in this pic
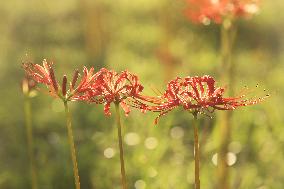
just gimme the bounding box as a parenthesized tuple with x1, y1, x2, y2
(220, 19, 237, 94)
(218, 111, 232, 189)
(218, 20, 237, 189)
(193, 114, 200, 189)
(24, 96, 38, 189)
(114, 103, 128, 189)
(64, 101, 81, 189)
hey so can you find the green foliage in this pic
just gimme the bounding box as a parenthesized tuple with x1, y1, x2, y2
(0, 0, 283, 188)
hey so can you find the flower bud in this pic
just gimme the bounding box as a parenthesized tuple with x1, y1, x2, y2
(62, 75, 67, 96)
(71, 69, 79, 89)
(49, 68, 58, 92)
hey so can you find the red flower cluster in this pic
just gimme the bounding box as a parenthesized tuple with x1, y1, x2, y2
(23, 60, 267, 121)
(184, 0, 260, 24)
(85, 68, 145, 116)
(23, 60, 147, 116)
(22, 59, 98, 101)
(146, 75, 267, 124)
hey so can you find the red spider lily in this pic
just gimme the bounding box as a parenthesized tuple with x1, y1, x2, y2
(85, 68, 147, 116)
(147, 75, 268, 124)
(184, 0, 259, 24)
(22, 59, 99, 101)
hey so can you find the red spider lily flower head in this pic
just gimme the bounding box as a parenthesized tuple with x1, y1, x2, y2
(86, 68, 145, 116)
(184, 0, 260, 25)
(147, 75, 268, 124)
(22, 59, 98, 102)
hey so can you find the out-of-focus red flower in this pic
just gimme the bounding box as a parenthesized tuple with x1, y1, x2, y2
(85, 68, 146, 116)
(184, 0, 260, 25)
(147, 75, 267, 124)
(22, 59, 98, 101)
(22, 75, 37, 95)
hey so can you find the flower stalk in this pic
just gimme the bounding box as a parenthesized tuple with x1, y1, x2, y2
(218, 19, 237, 189)
(64, 101, 81, 189)
(193, 112, 200, 189)
(24, 95, 38, 189)
(115, 102, 128, 189)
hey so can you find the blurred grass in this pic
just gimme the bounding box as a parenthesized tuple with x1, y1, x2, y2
(0, 0, 283, 188)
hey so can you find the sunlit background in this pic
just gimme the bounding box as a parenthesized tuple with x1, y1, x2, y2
(0, 0, 283, 188)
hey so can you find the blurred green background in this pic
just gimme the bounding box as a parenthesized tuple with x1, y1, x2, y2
(0, 0, 283, 188)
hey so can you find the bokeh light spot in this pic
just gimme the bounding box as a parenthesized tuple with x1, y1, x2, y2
(212, 153, 218, 166)
(124, 132, 140, 146)
(134, 180, 146, 189)
(227, 152, 237, 166)
(244, 4, 259, 14)
(170, 127, 184, 139)
(202, 17, 211, 25)
(210, 0, 219, 4)
(211, 152, 237, 166)
(144, 137, 158, 150)
(104, 147, 115, 159)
